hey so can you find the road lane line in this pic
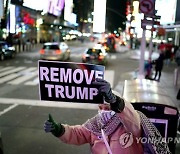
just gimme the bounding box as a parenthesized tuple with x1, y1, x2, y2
(18, 67, 37, 74)
(0, 104, 18, 116)
(70, 53, 81, 58)
(8, 69, 38, 85)
(0, 67, 26, 77)
(0, 98, 98, 110)
(110, 55, 116, 59)
(105, 70, 114, 88)
(0, 74, 21, 83)
(8, 72, 37, 85)
(0, 66, 15, 73)
(25, 77, 39, 85)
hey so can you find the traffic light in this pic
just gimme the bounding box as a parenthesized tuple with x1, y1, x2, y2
(126, 1, 131, 15)
(0, 19, 6, 29)
(11, 0, 23, 5)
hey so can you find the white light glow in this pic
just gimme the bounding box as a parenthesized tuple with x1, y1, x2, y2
(133, 1, 139, 15)
(23, 0, 49, 11)
(93, 0, 107, 33)
(64, 0, 73, 22)
(0, 0, 3, 18)
(9, 4, 16, 33)
(155, 0, 177, 24)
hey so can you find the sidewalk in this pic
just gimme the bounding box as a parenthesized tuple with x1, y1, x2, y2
(129, 48, 180, 110)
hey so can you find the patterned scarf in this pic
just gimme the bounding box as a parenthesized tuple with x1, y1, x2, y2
(83, 113, 122, 136)
(138, 111, 171, 154)
(83, 110, 171, 154)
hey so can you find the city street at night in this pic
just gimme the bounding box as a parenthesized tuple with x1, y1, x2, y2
(0, 41, 179, 153)
(1, 0, 180, 154)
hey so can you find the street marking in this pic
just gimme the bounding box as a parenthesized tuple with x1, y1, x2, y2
(0, 73, 20, 83)
(0, 103, 18, 116)
(0, 66, 15, 73)
(105, 70, 114, 87)
(110, 55, 116, 59)
(8, 70, 37, 85)
(0, 67, 26, 77)
(8, 68, 37, 85)
(70, 53, 82, 58)
(18, 67, 37, 75)
(0, 98, 98, 110)
(25, 77, 39, 85)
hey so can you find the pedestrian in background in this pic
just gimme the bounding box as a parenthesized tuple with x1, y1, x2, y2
(175, 47, 180, 98)
(164, 43, 173, 66)
(158, 42, 166, 55)
(175, 47, 180, 67)
(144, 59, 153, 80)
(153, 53, 164, 82)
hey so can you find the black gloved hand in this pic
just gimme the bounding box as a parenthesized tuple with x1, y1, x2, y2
(92, 78, 116, 103)
(44, 114, 65, 137)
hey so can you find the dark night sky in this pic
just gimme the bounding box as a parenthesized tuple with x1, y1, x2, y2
(106, 0, 127, 32)
(73, 0, 127, 32)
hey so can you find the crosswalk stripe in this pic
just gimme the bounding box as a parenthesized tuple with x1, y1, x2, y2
(8, 69, 37, 85)
(18, 67, 37, 74)
(110, 55, 116, 59)
(104, 70, 115, 88)
(0, 73, 20, 83)
(0, 66, 15, 73)
(0, 67, 26, 77)
(25, 77, 39, 86)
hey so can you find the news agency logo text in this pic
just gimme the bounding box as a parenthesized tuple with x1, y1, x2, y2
(136, 137, 180, 144)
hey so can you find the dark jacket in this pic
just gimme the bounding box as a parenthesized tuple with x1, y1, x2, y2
(153, 54, 164, 71)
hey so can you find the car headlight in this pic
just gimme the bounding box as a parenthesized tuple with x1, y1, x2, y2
(8, 47, 15, 50)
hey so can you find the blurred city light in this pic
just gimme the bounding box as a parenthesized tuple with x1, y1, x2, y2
(93, 0, 106, 33)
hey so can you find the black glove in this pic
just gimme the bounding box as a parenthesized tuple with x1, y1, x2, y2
(44, 114, 65, 137)
(92, 78, 116, 103)
(93, 78, 125, 113)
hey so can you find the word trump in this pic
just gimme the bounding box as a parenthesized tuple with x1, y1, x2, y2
(39, 65, 104, 103)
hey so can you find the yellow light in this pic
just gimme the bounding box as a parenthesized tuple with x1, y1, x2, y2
(133, 1, 139, 14)
(36, 18, 43, 26)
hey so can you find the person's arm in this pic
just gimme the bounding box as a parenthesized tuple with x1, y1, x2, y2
(59, 124, 91, 145)
(44, 114, 91, 145)
(93, 78, 141, 137)
(110, 94, 141, 137)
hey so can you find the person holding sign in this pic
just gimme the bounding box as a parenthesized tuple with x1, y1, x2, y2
(44, 79, 171, 154)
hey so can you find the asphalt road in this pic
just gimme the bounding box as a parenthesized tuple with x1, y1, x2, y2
(0, 41, 179, 154)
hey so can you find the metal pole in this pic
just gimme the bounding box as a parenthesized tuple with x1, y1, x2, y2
(138, 26, 146, 79)
(149, 19, 154, 60)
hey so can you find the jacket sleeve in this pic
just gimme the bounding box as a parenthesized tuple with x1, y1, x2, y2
(110, 92, 141, 138)
(59, 124, 91, 145)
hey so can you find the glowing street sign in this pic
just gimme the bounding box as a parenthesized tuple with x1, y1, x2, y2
(0, 0, 3, 19)
(93, 0, 107, 33)
(139, 0, 155, 15)
(38, 60, 105, 104)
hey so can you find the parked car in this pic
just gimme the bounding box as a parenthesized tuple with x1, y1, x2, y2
(39, 42, 70, 61)
(82, 46, 109, 65)
(0, 41, 16, 61)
